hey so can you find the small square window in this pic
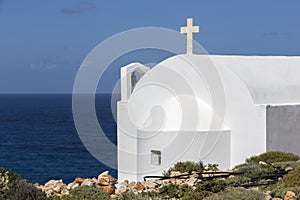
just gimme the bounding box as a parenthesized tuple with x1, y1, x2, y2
(151, 150, 161, 166)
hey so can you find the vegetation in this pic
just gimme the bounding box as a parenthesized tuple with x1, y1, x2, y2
(268, 166, 300, 199)
(204, 187, 267, 200)
(196, 179, 227, 193)
(58, 186, 110, 200)
(163, 161, 205, 176)
(246, 151, 300, 165)
(163, 161, 219, 176)
(233, 163, 272, 179)
(1, 151, 300, 199)
(271, 160, 300, 170)
(0, 167, 47, 200)
(117, 191, 161, 200)
(4, 180, 47, 200)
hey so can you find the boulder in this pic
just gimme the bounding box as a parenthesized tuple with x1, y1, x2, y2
(81, 178, 95, 187)
(45, 179, 62, 187)
(285, 167, 294, 172)
(127, 181, 136, 190)
(123, 180, 129, 185)
(97, 185, 115, 195)
(264, 194, 272, 200)
(259, 161, 268, 166)
(284, 191, 297, 200)
(74, 177, 85, 185)
(115, 182, 127, 194)
(52, 185, 62, 193)
(170, 171, 181, 177)
(67, 182, 79, 190)
(61, 189, 69, 196)
(142, 180, 156, 189)
(98, 171, 117, 186)
(134, 182, 145, 191)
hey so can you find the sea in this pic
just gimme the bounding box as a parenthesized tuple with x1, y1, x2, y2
(0, 94, 117, 184)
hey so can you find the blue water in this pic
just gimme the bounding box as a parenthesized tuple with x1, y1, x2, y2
(0, 94, 117, 184)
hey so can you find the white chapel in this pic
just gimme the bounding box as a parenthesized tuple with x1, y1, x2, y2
(117, 18, 300, 181)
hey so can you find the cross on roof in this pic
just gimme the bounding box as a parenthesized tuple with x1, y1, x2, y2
(180, 18, 200, 54)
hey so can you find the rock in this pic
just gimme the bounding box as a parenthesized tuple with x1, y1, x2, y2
(34, 183, 40, 187)
(98, 171, 117, 186)
(74, 177, 85, 185)
(127, 181, 136, 189)
(170, 171, 181, 177)
(284, 191, 297, 200)
(175, 179, 184, 185)
(44, 189, 54, 197)
(92, 177, 98, 183)
(67, 182, 79, 190)
(285, 167, 294, 172)
(134, 182, 145, 191)
(34, 183, 44, 190)
(81, 178, 95, 187)
(259, 161, 268, 165)
(67, 182, 74, 190)
(187, 177, 197, 186)
(142, 180, 156, 189)
(61, 189, 69, 195)
(97, 185, 115, 195)
(272, 198, 283, 200)
(250, 187, 259, 191)
(45, 179, 62, 187)
(52, 185, 62, 193)
(37, 180, 69, 197)
(191, 172, 199, 178)
(98, 171, 109, 177)
(264, 194, 272, 200)
(98, 178, 109, 186)
(115, 182, 127, 195)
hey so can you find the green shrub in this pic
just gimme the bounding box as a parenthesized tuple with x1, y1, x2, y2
(163, 161, 204, 176)
(271, 186, 300, 199)
(262, 166, 300, 198)
(158, 183, 214, 200)
(117, 191, 161, 200)
(196, 179, 227, 193)
(277, 166, 300, 188)
(159, 183, 180, 198)
(204, 187, 267, 200)
(4, 179, 47, 200)
(233, 163, 272, 179)
(181, 190, 212, 200)
(0, 167, 21, 192)
(178, 184, 194, 197)
(246, 151, 300, 165)
(225, 175, 251, 186)
(271, 161, 300, 171)
(205, 164, 219, 172)
(60, 186, 110, 200)
(0, 167, 46, 200)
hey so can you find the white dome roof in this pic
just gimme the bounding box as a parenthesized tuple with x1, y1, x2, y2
(210, 55, 300, 104)
(127, 54, 300, 132)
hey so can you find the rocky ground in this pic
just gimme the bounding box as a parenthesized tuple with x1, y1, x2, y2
(31, 151, 300, 200)
(34, 168, 298, 200)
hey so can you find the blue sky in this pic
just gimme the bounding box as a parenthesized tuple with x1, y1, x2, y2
(0, 0, 300, 93)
